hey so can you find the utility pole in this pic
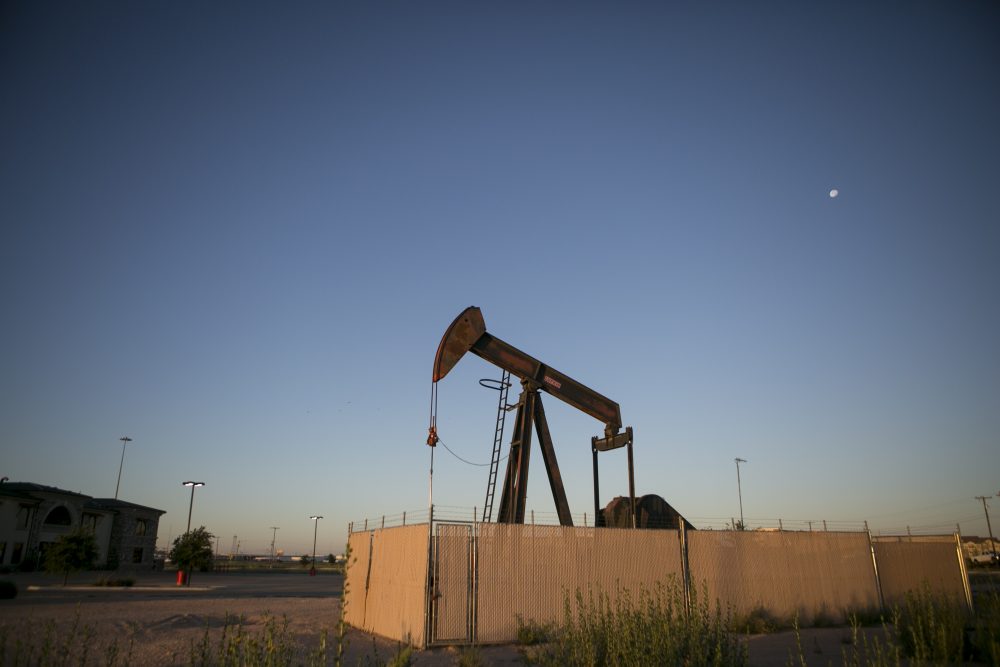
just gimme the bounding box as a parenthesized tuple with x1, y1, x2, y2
(115, 436, 132, 499)
(309, 516, 323, 577)
(975, 496, 996, 557)
(269, 526, 279, 565)
(734, 457, 747, 530)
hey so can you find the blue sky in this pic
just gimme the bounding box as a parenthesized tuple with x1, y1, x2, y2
(2, 1, 998, 555)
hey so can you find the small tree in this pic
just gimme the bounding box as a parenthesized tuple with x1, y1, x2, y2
(44, 529, 98, 585)
(169, 527, 214, 584)
(326, 553, 336, 564)
(300, 554, 312, 567)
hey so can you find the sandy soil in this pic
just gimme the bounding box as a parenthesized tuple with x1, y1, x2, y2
(0, 578, 938, 666)
(0, 591, 527, 666)
(0, 594, 892, 666)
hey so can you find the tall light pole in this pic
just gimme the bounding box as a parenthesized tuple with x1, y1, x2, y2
(976, 495, 996, 557)
(735, 458, 747, 530)
(269, 526, 279, 565)
(115, 436, 132, 499)
(309, 515, 323, 576)
(183, 481, 205, 533)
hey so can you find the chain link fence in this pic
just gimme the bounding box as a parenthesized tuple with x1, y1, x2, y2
(344, 508, 970, 648)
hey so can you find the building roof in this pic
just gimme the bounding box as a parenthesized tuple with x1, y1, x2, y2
(0, 481, 91, 499)
(0, 481, 165, 515)
(0, 486, 41, 503)
(87, 498, 166, 515)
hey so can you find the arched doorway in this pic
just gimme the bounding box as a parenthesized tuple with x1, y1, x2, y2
(43, 505, 72, 526)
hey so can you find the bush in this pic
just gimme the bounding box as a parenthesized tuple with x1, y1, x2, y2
(969, 589, 1000, 664)
(0, 581, 17, 599)
(732, 606, 786, 634)
(515, 617, 551, 646)
(896, 585, 967, 663)
(457, 644, 484, 667)
(525, 579, 746, 666)
(44, 530, 98, 585)
(169, 526, 214, 580)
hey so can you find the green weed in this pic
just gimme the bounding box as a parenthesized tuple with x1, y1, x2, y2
(457, 643, 485, 667)
(523, 578, 747, 666)
(896, 584, 967, 663)
(515, 616, 551, 645)
(733, 605, 787, 634)
(0, 608, 136, 667)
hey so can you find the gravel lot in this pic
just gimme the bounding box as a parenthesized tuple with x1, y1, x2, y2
(8, 569, 988, 665)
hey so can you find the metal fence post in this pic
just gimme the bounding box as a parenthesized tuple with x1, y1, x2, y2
(423, 504, 435, 648)
(679, 517, 691, 618)
(955, 530, 974, 613)
(471, 512, 479, 645)
(865, 521, 885, 612)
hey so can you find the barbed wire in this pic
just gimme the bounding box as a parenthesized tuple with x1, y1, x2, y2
(346, 506, 968, 536)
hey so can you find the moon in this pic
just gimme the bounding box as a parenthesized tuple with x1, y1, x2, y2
(829, 189, 839, 198)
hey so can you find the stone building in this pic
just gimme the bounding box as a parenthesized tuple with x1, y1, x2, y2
(0, 481, 165, 570)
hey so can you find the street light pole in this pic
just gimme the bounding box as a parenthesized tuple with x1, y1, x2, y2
(735, 458, 747, 530)
(309, 515, 323, 576)
(115, 436, 132, 499)
(183, 481, 205, 533)
(976, 496, 996, 557)
(269, 526, 279, 566)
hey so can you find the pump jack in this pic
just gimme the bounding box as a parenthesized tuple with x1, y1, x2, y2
(430, 306, 635, 528)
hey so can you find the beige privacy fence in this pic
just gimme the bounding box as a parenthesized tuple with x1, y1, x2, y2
(344, 520, 970, 647)
(872, 535, 971, 607)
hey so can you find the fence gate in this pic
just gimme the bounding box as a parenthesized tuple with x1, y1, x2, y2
(431, 523, 474, 644)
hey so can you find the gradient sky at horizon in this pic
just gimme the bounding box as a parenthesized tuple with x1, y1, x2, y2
(2, 1, 998, 555)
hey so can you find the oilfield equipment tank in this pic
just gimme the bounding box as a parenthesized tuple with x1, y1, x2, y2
(600, 494, 694, 530)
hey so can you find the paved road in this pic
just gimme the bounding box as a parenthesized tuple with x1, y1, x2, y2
(2, 570, 343, 605)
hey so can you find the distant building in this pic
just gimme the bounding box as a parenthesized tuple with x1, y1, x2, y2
(0, 481, 165, 570)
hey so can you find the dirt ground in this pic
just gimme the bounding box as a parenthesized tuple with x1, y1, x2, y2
(0, 593, 891, 666)
(0, 579, 525, 666)
(5, 570, 979, 666)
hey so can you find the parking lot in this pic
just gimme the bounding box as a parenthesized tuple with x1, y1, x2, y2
(3, 569, 344, 604)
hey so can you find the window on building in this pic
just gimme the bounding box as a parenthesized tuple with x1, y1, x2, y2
(43, 506, 72, 526)
(16, 505, 31, 530)
(11, 543, 24, 565)
(132, 547, 144, 564)
(82, 513, 98, 533)
(135, 519, 147, 536)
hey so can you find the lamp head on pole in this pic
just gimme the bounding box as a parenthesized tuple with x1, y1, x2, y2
(309, 515, 323, 521)
(735, 457, 747, 465)
(183, 481, 205, 488)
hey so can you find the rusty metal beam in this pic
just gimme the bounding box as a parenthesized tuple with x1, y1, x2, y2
(533, 396, 573, 527)
(432, 307, 623, 435)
